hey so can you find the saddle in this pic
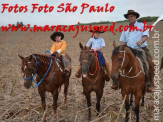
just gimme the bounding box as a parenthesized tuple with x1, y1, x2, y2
(92, 51, 105, 67)
(51, 52, 64, 69)
(51, 52, 71, 75)
(127, 46, 146, 73)
(127, 46, 142, 57)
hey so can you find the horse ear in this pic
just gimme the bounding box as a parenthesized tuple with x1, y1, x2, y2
(29, 55, 33, 61)
(18, 55, 24, 60)
(120, 45, 126, 51)
(113, 40, 116, 48)
(79, 42, 83, 49)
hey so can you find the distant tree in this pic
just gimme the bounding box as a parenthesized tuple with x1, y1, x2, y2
(137, 16, 158, 22)
(20, 22, 24, 26)
(16, 21, 19, 27)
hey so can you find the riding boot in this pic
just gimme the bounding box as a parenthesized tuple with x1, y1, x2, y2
(61, 55, 71, 76)
(75, 65, 81, 78)
(143, 60, 152, 92)
(136, 48, 152, 92)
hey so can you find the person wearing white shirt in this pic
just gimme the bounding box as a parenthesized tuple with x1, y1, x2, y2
(111, 10, 153, 92)
(75, 29, 111, 81)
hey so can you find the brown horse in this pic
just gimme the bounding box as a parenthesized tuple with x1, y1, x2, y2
(19, 53, 71, 121)
(79, 43, 106, 119)
(111, 45, 146, 122)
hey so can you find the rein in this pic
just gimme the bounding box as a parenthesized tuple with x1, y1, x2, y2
(81, 50, 99, 83)
(24, 50, 53, 87)
(89, 51, 98, 75)
(119, 50, 142, 78)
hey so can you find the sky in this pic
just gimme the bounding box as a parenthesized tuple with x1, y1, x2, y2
(0, 0, 162, 26)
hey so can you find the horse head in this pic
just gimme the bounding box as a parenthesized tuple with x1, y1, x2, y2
(111, 43, 128, 80)
(79, 42, 94, 77)
(19, 55, 38, 89)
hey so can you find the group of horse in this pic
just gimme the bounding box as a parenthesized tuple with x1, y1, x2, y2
(19, 42, 155, 122)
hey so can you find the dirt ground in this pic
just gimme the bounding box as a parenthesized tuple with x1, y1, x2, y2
(0, 21, 163, 122)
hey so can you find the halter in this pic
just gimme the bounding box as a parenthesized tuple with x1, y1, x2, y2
(89, 51, 98, 75)
(80, 50, 99, 82)
(119, 50, 142, 78)
(80, 50, 98, 76)
(23, 50, 53, 87)
(23, 54, 39, 82)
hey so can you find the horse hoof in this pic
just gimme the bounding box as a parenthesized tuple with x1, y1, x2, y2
(64, 104, 68, 109)
(141, 103, 144, 106)
(87, 116, 91, 121)
(125, 117, 129, 122)
(96, 113, 100, 117)
(105, 76, 110, 81)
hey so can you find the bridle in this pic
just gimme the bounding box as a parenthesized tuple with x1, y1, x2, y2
(80, 50, 99, 82)
(80, 50, 98, 75)
(23, 55, 39, 83)
(118, 50, 142, 78)
(23, 50, 63, 87)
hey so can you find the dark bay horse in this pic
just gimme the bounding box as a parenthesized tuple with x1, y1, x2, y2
(111, 45, 146, 122)
(79, 43, 106, 119)
(19, 53, 71, 121)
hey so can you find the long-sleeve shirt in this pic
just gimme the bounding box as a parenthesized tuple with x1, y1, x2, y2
(50, 40, 66, 54)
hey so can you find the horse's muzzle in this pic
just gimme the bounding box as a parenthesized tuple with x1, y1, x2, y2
(24, 80, 32, 89)
(111, 72, 119, 81)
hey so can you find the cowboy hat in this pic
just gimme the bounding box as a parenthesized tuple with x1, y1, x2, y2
(50, 32, 64, 41)
(124, 10, 140, 19)
(89, 27, 105, 33)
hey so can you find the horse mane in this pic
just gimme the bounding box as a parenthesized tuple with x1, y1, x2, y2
(31, 54, 53, 66)
(112, 46, 120, 56)
(126, 46, 138, 56)
(82, 46, 91, 51)
(112, 46, 140, 57)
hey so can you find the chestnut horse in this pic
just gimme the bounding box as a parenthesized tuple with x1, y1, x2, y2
(19, 53, 71, 121)
(79, 43, 106, 119)
(111, 45, 146, 122)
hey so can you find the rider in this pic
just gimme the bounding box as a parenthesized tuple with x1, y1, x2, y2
(50, 31, 71, 74)
(111, 10, 153, 92)
(75, 28, 111, 81)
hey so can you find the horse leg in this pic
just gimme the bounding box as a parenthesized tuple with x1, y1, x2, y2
(96, 90, 103, 116)
(125, 95, 130, 122)
(134, 93, 142, 122)
(52, 90, 59, 121)
(38, 88, 46, 122)
(130, 94, 133, 106)
(64, 79, 69, 108)
(84, 90, 91, 120)
(141, 89, 145, 106)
